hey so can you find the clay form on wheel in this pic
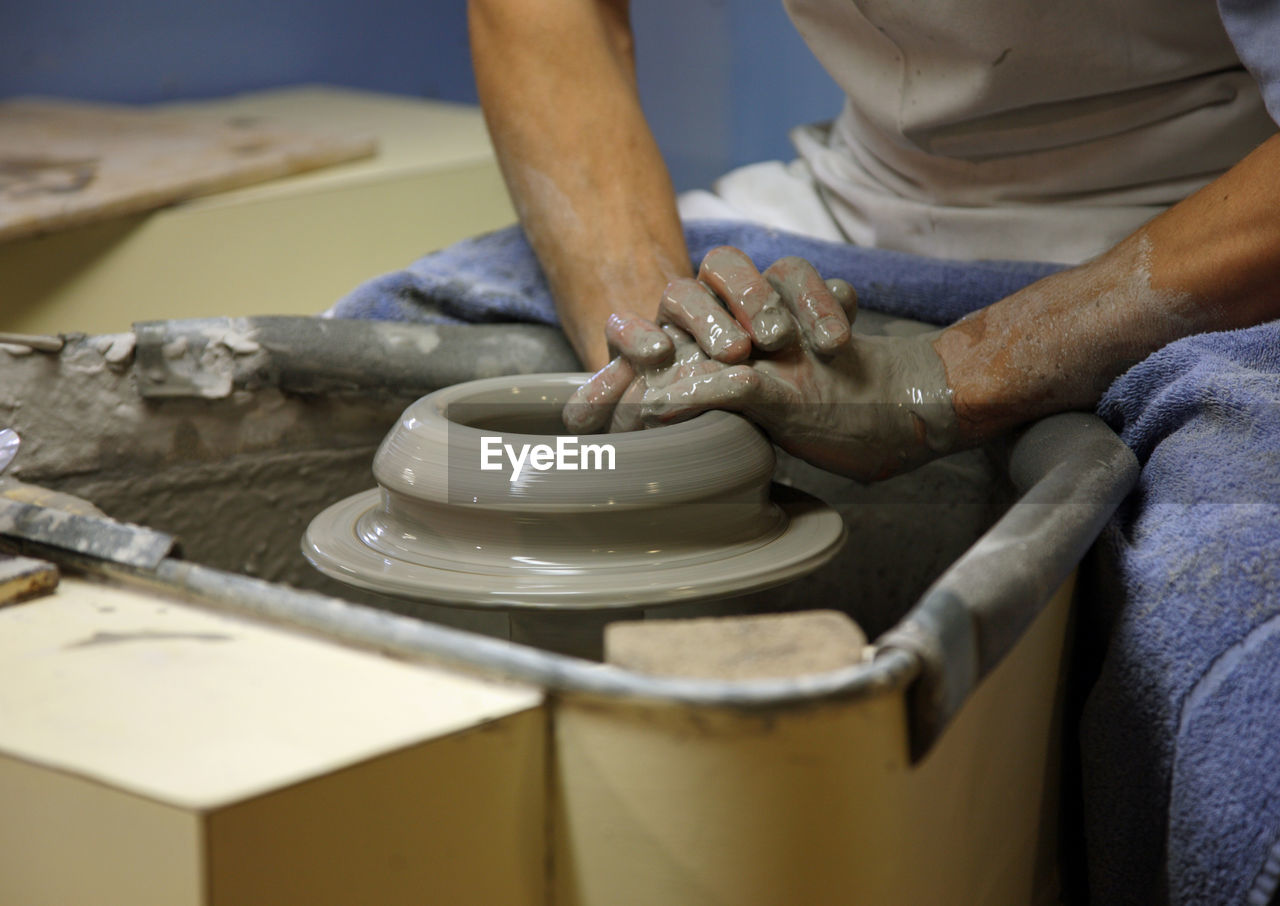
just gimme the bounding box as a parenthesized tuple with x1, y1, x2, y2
(303, 373, 845, 610)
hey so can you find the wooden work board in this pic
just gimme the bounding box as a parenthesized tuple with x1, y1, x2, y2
(0, 97, 376, 242)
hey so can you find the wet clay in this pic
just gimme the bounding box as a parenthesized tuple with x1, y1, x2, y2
(0, 319, 584, 588)
(0, 331, 414, 585)
(605, 313, 670, 365)
(660, 279, 753, 362)
(1, 313, 1011, 659)
(626, 327, 958, 482)
(567, 248, 954, 481)
(699, 248, 809, 351)
(304, 373, 847, 609)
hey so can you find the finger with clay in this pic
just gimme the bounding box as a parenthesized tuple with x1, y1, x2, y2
(606, 326, 724, 434)
(635, 328, 958, 482)
(561, 311, 670, 434)
(630, 254, 958, 480)
(697, 246, 798, 351)
(758, 255, 855, 353)
(563, 246, 859, 433)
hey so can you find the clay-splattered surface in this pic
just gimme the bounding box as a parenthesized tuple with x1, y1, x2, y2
(0, 332, 410, 586)
(0, 318, 1011, 648)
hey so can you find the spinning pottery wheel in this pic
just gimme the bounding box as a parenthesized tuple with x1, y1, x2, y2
(304, 374, 846, 622)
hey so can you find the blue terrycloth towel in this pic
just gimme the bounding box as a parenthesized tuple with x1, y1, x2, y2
(330, 221, 1280, 903)
(329, 221, 1066, 334)
(1085, 324, 1280, 905)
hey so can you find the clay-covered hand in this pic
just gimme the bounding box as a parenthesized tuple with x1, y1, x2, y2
(564, 249, 958, 481)
(563, 246, 856, 433)
(631, 321, 958, 481)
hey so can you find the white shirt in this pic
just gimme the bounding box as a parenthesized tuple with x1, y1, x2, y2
(767, 0, 1277, 264)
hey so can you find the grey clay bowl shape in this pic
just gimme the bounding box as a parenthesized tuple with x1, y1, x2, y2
(303, 373, 846, 610)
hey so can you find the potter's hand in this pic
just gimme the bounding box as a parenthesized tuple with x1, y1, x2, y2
(562, 316, 731, 434)
(563, 247, 856, 433)
(633, 327, 958, 481)
(566, 249, 957, 480)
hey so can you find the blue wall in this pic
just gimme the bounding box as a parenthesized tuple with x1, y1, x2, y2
(1, 1, 842, 191)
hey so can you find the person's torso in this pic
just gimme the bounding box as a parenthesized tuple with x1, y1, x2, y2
(784, 0, 1276, 261)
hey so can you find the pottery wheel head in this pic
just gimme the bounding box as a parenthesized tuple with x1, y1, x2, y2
(303, 373, 846, 610)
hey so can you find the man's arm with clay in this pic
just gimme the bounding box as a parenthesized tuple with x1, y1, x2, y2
(570, 134, 1280, 481)
(468, 0, 690, 370)
(937, 134, 1280, 442)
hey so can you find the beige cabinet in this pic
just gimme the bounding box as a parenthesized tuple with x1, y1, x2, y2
(0, 580, 544, 906)
(0, 87, 516, 335)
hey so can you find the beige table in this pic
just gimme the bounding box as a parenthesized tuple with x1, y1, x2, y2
(0, 576, 544, 906)
(0, 86, 516, 335)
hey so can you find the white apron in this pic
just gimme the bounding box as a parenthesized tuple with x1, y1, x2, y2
(683, 0, 1277, 264)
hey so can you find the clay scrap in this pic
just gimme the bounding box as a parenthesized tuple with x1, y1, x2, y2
(0, 554, 58, 607)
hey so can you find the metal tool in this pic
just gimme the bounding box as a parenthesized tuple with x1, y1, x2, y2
(0, 497, 174, 569)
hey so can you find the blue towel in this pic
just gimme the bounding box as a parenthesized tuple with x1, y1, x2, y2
(1084, 324, 1280, 906)
(329, 221, 1066, 333)
(331, 221, 1280, 903)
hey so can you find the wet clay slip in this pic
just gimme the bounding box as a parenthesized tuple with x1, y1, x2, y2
(303, 373, 845, 610)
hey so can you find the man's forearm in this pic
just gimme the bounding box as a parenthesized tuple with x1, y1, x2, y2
(469, 0, 691, 369)
(935, 133, 1280, 443)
